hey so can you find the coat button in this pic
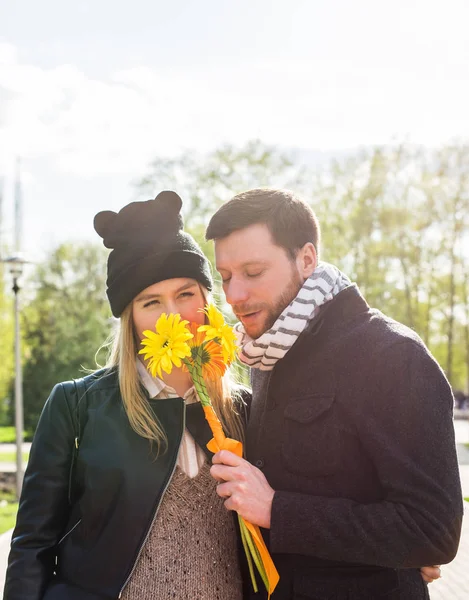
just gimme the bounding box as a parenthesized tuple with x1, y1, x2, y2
(255, 458, 265, 469)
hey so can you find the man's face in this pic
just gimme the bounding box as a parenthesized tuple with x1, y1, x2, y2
(215, 223, 305, 339)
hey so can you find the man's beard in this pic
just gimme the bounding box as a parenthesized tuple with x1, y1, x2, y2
(233, 266, 303, 339)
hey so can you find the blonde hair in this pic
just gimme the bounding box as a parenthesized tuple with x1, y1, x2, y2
(104, 290, 245, 454)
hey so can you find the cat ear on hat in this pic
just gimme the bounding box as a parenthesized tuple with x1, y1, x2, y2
(150, 190, 184, 231)
(94, 191, 184, 250)
(154, 190, 183, 213)
(93, 210, 118, 248)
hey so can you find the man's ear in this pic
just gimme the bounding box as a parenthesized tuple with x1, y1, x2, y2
(296, 242, 317, 279)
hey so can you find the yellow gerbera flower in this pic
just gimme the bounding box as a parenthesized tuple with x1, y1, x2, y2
(198, 303, 238, 364)
(139, 313, 193, 379)
(185, 323, 227, 380)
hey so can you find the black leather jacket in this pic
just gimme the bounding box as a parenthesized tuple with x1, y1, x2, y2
(4, 369, 249, 600)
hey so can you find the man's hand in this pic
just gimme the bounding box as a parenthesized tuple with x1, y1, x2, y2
(420, 565, 441, 583)
(211, 450, 275, 528)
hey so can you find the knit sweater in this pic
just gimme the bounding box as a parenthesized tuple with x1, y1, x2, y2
(120, 462, 243, 600)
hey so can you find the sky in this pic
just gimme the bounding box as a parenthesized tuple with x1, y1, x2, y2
(1, 0, 469, 260)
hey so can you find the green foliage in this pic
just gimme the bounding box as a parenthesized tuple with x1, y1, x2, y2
(137, 138, 301, 231)
(0, 265, 14, 425)
(313, 143, 469, 390)
(21, 242, 111, 430)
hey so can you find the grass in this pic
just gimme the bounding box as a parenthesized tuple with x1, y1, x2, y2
(0, 452, 29, 463)
(0, 427, 18, 443)
(0, 427, 33, 444)
(0, 502, 18, 535)
(0, 491, 18, 535)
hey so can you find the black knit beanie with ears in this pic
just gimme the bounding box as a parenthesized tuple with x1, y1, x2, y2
(94, 191, 213, 317)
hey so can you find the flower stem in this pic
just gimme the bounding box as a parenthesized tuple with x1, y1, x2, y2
(238, 515, 258, 593)
(241, 519, 269, 591)
(185, 347, 270, 594)
(183, 350, 210, 406)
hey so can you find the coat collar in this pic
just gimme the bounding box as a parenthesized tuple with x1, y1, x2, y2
(306, 284, 369, 339)
(268, 284, 370, 379)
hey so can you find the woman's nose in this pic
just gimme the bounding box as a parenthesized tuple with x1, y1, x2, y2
(164, 299, 179, 315)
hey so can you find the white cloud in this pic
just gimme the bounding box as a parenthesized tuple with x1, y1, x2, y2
(0, 55, 252, 176)
(0, 1, 468, 257)
(1, 38, 469, 179)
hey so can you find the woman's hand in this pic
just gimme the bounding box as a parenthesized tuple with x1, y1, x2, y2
(420, 565, 441, 583)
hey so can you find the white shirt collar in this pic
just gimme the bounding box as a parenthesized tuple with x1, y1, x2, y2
(136, 359, 197, 402)
(137, 360, 166, 397)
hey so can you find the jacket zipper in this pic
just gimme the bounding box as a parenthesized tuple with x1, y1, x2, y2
(117, 399, 185, 598)
(55, 518, 83, 569)
(57, 518, 82, 545)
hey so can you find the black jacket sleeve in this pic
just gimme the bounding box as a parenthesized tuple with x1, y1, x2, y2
(4, 382, 76, 600)
(270, 340, 463, 568)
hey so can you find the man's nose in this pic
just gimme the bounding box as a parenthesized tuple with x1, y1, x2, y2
(224, 278, 249, 306)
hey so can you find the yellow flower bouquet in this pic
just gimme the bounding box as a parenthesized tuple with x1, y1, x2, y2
(139, 303, 279, 596)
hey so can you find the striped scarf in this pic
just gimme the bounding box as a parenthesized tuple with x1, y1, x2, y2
(235, 261, 351, 371)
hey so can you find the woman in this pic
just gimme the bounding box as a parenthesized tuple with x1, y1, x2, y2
(4, 191, 248, 600)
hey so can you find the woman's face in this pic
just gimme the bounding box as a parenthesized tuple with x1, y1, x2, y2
(132, 277, 206, 341)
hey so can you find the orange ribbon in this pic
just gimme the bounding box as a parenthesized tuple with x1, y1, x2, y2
(203, 405, 280, 596)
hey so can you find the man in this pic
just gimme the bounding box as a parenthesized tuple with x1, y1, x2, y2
(206, 188, 462, 599)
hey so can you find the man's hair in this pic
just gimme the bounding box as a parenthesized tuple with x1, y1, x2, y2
(206, 188, 321, 259)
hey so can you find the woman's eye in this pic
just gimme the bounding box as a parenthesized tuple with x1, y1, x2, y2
(179, 292, 195, 299)
(143, 299, 160, 308)
(246, 271, 263, 278)
(221, 277, 231, 284)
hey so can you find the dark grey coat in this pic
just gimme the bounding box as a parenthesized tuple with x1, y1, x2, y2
(246, 285, 463, 600)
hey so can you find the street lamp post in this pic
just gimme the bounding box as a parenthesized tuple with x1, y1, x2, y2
(3, 255, 28, 499)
